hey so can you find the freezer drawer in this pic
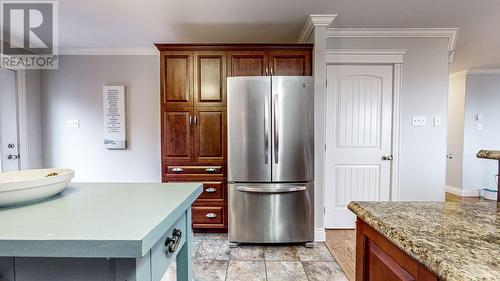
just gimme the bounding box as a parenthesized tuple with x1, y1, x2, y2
(228, 183, 314, 243)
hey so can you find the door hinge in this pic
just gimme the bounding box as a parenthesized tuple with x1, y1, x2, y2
(324, 144, 327, 151)
(326, 79, 328, 88)
(323, 206, 326, 214)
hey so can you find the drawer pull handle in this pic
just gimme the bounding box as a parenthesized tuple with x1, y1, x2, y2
(205, 187, 217, 193)
(206, 213, 217, 219)
(172, 168, 184, 173)
(165, 228, 182, 253)
(205, 168, 217, 173)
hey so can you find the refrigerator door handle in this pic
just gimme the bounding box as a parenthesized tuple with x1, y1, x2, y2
(274, 94, 279, 164)
(264, 98, 270, 164)
(236, 186, 306, 193)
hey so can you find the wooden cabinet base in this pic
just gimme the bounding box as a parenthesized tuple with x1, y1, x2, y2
(356, 219, 438, 281)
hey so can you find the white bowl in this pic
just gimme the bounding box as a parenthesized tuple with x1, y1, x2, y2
(0, 168, 74, 207)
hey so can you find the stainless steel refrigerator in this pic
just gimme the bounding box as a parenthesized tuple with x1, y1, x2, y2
(227, 76, 314, 245)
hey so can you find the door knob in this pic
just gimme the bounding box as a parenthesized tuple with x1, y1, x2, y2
(446, 153, 454, 159)
(382, 155, 393, 161)
(7, 154, 19, 160)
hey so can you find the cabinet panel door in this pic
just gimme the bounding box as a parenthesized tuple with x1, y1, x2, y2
(228, 51, 268, 76)
(269, 50, 312, 76)
(194, 107, 226, 164)
(161, 52, 193, 107)
(162, 109, 193, 164)
(194, 51, 227, 106)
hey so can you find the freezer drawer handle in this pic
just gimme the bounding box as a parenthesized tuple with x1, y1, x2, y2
(205, 187, 217, 193)
(206, 213, 217, 219)
(236, 186, 306, 193)
(205, 167, 217, 173)
(171, 167, 184, 173)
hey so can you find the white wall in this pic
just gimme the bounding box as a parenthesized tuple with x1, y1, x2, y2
(446, 73, 466, 188)
(41, 55, 161, 182)
(325, 38, 449, 201)
(462, 74, 500, 190)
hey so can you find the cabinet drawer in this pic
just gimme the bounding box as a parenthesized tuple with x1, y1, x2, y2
(192, 206, 224, 227)
(197, 182, 224, 201)
(166, 165, 223, 176)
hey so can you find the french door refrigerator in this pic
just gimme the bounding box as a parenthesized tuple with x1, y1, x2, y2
(227, 76, 314, 244)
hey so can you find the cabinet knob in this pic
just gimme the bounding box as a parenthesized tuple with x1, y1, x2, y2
(205, 187, 217, 193)
(206, 213, 217, 219)
(172, 167, 184, 173)
(205, 167, 217, 173)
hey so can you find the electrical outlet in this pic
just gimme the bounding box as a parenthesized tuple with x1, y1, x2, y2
(412, 116, 426, 127)
(433, 115, 442, 127)
(67, 119, 80, 128)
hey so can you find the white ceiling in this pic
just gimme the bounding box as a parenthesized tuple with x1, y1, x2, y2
(55, 0, 500, 72)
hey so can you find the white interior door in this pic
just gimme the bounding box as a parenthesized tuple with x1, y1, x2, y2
(325, 65, 393, 228)
(0, 68, 20, 172)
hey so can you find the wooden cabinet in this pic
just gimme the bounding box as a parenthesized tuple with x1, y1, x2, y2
(356, 219, 438, 281)
(157, 44, 313, 232)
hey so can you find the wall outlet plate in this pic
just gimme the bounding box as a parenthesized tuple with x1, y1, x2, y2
(412, 116, 426, 126)
(67, 119, 80, 128)
(433, 115, 442, 127)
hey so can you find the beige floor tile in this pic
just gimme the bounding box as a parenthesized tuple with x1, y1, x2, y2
(303, 261, 348, 281)
(264, 246, 300, 261)
(296, 243, 335, 262)
(230, 245, 264, 260)
(195, 239, 230, 261)
(266, 261, 308, 281)
(226, 261, 266, 281)
(193, 260, 228, 281)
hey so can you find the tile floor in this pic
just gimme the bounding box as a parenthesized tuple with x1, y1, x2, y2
(162, 233, 348, 281)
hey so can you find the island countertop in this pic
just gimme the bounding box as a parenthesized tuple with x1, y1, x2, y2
(0, 182, 202, 258)
(348, 201, 500, 281)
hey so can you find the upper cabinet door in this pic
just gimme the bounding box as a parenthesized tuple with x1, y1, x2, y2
(161, 52, 193, 108)
(228, 51, 269, 77)
(269, 50, 312, 76)
(193, 107, 226, 164)
(194, 51, 227, 107)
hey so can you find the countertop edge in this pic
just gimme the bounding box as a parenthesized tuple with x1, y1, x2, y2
(347, 201, 452, 281)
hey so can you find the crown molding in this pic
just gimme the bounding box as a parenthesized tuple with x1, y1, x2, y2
(59, 47, 159, 56)
(297, 14, 337, 43)
(325, 28, 458, 62)
(467, 68, 500, 75)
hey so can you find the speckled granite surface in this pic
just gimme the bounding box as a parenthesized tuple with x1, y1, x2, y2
(477, 150, 500, 160)
(348, 201, 500, 281)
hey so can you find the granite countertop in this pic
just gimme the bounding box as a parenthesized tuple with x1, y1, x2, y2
(477, 150, 500, 160)
(348, 201, 500, 281)
(0, 182, 202, 258)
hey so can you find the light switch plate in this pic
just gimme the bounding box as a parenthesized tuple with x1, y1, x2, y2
(67, 119, 80, 128)
(433, 115, 442, 127)
(412, 116, 426, 126)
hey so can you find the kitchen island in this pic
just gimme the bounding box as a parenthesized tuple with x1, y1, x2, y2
(0, 182, 202, 281)
(348, 201, 500, 281)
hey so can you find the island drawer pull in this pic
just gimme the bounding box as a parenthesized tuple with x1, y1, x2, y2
(205, 213, 217, 219)
(205, 187, 217, 193)
(205, 167, 217, 173)
(165, 228, 182, 253)
(171, 167, 184, 173)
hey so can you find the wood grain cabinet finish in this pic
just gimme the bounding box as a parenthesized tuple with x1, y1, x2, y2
(228, 51, 268, 76)
(157, 44, 312, 232)
(160, 52, 193, 108)
(269, 50, 312, 76)
(194, 51, 226, 107)
(356, 219, 438, 281)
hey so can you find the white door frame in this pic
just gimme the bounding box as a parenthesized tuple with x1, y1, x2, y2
(323, 49, 404, 227)
(0, 64, 30, 170)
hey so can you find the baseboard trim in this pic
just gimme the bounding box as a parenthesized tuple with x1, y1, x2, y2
(315, 228, 326, 242)
(446, 185, 481, 197)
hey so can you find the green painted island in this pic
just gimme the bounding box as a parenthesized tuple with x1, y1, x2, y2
(0, 182, 203, 281)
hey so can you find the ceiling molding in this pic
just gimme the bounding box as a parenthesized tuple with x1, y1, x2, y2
(326, 49, 407, 64)
(59, 47, 159, 56)
(297, 14, 337, 43)
(467, 68, 500, 75)
(325, 28, 458, 62)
